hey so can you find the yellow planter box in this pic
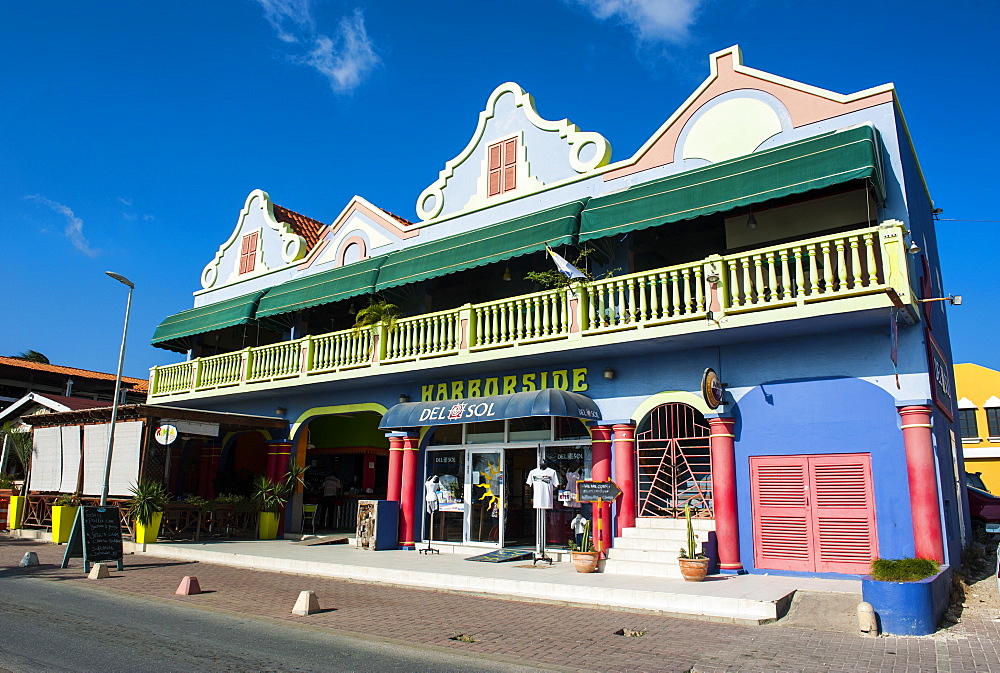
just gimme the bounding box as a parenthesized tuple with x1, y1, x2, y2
(8, 495, 25, 529)
(258, 511, 280, 539)
(134, 512, 163, 544)
(51, 505, 79, 543)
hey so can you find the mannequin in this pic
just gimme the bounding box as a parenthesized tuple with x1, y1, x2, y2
(564, 464, 582, 508)
(420, 476, 441, 554)
(526, 459, 560, 564)
(570, 513, 588, 548)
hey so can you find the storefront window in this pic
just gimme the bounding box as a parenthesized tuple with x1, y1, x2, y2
(555, 417, 591, 441)
(509, 416, 550, 441)
(425, 449, 464, 542)
(466, 420, 504, 444)
(544, 444, 592, 547)
(428, 424, 462, 446)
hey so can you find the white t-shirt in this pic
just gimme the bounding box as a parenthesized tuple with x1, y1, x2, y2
(322, 475, 342, 496)
(424, 479, 441, 512)
(526, 467, 560, 509)
(570, 514, 588, 534)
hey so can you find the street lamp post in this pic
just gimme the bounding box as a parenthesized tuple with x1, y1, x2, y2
(102, 272, 134, 508)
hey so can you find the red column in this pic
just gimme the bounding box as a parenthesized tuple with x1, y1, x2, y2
(361, 452, 376, 494)
(590, 425, 613, 554)
(613, 423, 637, 536)
(399, 434, 420, 549)
(385, 433, 404, 502)
(708, 417, 743, 574)
(899, 405, 945, 563)
(201, 443, 222, 500)
(265, 441, 292, 481)
(193, 443, 210, 499)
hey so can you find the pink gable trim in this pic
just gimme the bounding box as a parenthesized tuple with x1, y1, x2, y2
(336, 235, 369, 265)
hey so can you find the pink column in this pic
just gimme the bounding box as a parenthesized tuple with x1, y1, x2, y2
(613, 423, 637, 536)
(899, 405, 945, 563)
(385, 433, 404, 503)
(708, 417, 743, 574)
(590, 425, 613, 554)
(399, 434, 420, 549)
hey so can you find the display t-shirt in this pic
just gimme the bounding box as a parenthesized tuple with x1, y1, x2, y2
(526, 467, 560, 509)
(424, 479, 441, 512)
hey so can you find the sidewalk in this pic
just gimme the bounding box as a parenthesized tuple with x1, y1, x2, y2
(2, 535, 999, 673)
(133, 537, 859, 624)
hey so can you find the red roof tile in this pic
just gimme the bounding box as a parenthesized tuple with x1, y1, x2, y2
(0, 356, 149, 392)
(272, 203, 325, 250)
(34, 394, 112, 410)
(378, 207, 414, 227)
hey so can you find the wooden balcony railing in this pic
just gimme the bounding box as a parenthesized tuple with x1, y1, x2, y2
(150, 222, 912, 398)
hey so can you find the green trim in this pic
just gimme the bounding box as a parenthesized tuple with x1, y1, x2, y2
(374, 199, 587, 292)
(579, 125, 885, 243)
(151, 290, 266, 352)
(256, 256, 385, 319)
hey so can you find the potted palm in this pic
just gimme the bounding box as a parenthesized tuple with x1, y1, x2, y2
(0, 422, 32, 529)
(677, 501, 710, 581)
(127, 480, 171, 544)
(253, 466, 306, 539)
(569, 520, 600, 573)
(51, 492, 82, 543)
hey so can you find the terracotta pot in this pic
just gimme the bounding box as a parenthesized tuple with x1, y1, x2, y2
(678, 557, 710, 582)
(572, 550, 600, 573)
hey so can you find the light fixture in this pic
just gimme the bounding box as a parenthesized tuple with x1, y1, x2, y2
(101, 271, 134, 507)
(275, 407, 287, 416)
(706, 273, 720, 284)
(603, 367, 615, 380)
(399, 394, 411, 404)
(917, 295, 962, 306)
(502, 265, 512, 282)
(908, 241, 922, 255)
(746, 211, 757, 230)
(348, 301, 356, 315)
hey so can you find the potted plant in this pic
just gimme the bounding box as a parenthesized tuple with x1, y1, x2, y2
(861, 557, 952, 635)
(51, 492, 82, 544)
(253, 466, 306, 540)
(0, 422, 32, 529)
(568, 520, 600, 573)
(677, 501, 710, 582)
(127, 480, 171, 544)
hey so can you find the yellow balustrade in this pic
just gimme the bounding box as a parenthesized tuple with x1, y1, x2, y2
(149, 224, 905, 398)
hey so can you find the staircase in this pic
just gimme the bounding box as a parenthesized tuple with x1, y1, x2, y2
(603, 517, 716, 578)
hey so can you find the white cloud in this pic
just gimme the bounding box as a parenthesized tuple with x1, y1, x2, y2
(570, 0, 701, 44)
(117, 196, 133, 207)
(301, 10, 380, 93)
(25, 195, 99, 257)
(253, 2, 380, 93)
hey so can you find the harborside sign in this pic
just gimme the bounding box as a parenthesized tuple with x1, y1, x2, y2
(421, 368, 589, 402)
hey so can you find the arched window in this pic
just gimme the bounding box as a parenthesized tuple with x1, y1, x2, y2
(635, 403, 713, 518)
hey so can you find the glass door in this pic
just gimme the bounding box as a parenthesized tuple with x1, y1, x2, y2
(467, 449, 503, 546)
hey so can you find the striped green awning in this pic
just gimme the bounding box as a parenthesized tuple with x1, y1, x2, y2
(152, 290, 266, 352)
(256, 256, 384, 319)
(374, 199, 587, 292)
(579, 124, 885, 243)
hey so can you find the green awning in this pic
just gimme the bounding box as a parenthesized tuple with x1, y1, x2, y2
(256, 256, 384, 319)
(374, 199, 587, 292)
(579, 124, 885, 243)
(152, 290, 266, 352)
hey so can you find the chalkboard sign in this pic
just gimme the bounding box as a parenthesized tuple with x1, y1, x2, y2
(576, 480, 622, 503)
(61, 506, 125, 572)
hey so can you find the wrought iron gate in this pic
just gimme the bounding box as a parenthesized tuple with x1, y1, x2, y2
(636, 403, 713, 518)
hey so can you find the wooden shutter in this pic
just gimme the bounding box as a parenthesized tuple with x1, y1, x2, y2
(810, 455, 877, 574)
(751, 456, 813, 571)
(488, 143, 502, 196)
(240, 232, 258, 274)
(502, 138, 517, 192)
(751, 454, 877, 574)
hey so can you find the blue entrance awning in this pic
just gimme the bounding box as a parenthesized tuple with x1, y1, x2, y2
(379, 388, 602, 429)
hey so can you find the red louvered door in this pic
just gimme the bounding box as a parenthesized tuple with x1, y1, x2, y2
(751, 454, 876, 574)
(487, 138, 518, 196)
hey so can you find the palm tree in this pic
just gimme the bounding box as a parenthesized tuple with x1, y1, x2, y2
(0, 422, 32, 483)
(10, 350, 49, 364)
(352, 299, 401, 337)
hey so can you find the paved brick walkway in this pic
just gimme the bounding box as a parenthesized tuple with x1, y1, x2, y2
(2, 537, 998, 673)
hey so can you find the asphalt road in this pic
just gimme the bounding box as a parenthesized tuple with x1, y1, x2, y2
(0, 572, 546, 673)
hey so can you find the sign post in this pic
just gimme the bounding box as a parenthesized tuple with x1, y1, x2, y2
(576, 480, 622, 557)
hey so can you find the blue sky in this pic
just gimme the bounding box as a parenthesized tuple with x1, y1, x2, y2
(2, 0, 997, 379)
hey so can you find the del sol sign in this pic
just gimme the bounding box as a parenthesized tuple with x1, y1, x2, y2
(421, 368, 590, 402)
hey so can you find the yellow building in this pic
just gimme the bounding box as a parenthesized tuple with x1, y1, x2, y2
(955, 363, 1000, 492)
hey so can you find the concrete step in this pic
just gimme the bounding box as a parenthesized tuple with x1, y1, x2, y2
(602, 558, 683, 578)
(619, 527, 712, 543)
(605, 547, 690, 564)
(612, 536, 705, 553)
(634, 517, 715, 532)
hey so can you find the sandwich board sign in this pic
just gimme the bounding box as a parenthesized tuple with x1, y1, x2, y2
(61, 506, 124, 573)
